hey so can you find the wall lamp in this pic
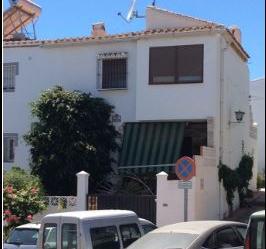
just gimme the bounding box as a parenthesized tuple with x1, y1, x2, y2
(229, 110, 245, 124)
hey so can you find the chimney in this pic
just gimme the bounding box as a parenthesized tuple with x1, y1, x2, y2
(92, 22, 107, 37)
(229, 25, 241, 44)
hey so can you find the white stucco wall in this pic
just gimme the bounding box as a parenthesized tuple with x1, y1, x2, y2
(250, 78, 265, 173)
(194, 147, 220, 220)
(146, 6, 209, 30)
(221, 41, 255, 215)
(156, 172, 196, 227)
(156, 147, 219, 226)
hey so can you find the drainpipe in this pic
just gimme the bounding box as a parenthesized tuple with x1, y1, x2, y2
(218, 33, 228, 219)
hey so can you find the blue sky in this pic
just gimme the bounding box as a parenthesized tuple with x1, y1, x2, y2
(3, 0, 265, 80)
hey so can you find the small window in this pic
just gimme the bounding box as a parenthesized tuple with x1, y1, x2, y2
(61, 224, 77, 249)
(97, 52, 127, 89)
(120, 223, 141, 248)
(3, 62, 19, 92)
(215, 227, 242, 248)
(4, 133, 18, 163)
(149, 45, 203, 84)
(43, 224, 57, 249)
(90, 226, 120, 249)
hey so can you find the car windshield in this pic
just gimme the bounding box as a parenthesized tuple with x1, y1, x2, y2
(6, 228, 39, 245)
(127, 232, 198, 249)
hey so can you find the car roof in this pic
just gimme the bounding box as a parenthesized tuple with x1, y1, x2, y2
(44, 210, 137, 221)
(152, 220, 246, 235)
(15, 223, 41, 229)
(250, 210, 265, 219)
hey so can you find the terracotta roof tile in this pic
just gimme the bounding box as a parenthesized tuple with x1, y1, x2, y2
(3, 24, 248, 59)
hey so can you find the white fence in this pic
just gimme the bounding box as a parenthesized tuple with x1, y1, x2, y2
(33, 196, 77, 222)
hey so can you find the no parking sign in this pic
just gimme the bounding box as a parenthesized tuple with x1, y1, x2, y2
(175, 156, 195, 221)
(175, 156, 195, 181)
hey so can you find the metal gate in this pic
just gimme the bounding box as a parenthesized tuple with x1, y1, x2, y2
(88, 194, 156, 224)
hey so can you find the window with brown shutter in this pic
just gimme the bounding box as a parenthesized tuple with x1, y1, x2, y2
(149, 45, 203, 84)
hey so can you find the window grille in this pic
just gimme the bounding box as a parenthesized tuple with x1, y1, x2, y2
(97, 52, 128, 89)
(3, 62, 19, 92)
(4, 133, 18, 162)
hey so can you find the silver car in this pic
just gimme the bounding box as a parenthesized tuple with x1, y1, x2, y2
(127, 220, 247, 249)
(4, 223, 40, 249)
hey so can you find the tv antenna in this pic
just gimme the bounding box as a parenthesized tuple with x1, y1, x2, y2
(118, 0, 145, 23)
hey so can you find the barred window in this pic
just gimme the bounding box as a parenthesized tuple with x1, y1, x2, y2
(97, 52, 127, 89)
(3, 62, 19, 92)
(4, 133, 18, 162)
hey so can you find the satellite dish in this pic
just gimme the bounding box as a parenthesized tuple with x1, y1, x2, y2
(118, 0, 144, 23)
(126, 0, 137, 21)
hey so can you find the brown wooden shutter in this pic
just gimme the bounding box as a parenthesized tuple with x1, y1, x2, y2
(149, 47, 176, 84)
(177, 45, 203, 83)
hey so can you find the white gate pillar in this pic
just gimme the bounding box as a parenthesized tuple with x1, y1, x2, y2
(156, 171, 169, 227)
(76, 171, 90, 211)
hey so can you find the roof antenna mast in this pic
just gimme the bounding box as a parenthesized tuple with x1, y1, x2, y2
(118, 0, 145, 23)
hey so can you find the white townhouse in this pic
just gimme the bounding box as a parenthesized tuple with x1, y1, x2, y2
(3, 6, 258, 218)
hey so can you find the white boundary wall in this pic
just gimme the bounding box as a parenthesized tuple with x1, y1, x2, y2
(156, 147, 219, 227)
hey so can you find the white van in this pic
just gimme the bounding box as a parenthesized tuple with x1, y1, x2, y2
(37, 210, 145, 249)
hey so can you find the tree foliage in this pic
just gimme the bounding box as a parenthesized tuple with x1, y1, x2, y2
(3, 167, 47, 236)
(24, 86, 119, 195)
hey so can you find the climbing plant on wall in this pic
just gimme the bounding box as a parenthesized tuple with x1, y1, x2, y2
(218, 163, 239, 213)
(237, 155, 254, 205)
(218, 154, 254, 213)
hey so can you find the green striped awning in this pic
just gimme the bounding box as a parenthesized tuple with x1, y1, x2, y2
(118, 122, 185, 174)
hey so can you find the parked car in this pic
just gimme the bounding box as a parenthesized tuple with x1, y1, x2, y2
(127, 220, 248, 249)
(37, 210, 156, 249)
(4, 223, 40, 249)
(4, 214, 156, 249)
(244, 210, 265, 249)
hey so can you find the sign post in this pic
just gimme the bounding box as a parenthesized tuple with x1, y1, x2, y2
(175, 156, 195, 222)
